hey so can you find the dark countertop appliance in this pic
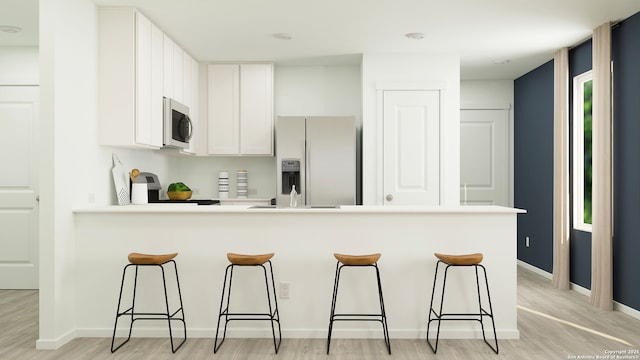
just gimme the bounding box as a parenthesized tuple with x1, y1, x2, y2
(137, 172, 219, 205)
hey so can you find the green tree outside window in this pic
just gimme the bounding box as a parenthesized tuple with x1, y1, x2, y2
(583, 79, 592, 224)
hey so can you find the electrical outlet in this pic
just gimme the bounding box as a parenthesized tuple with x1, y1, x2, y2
(280, 282, 290, 299)
(525, 236, 530, 248)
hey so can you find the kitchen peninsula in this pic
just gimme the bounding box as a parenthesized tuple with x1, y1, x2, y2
(73, 205, 524, 342)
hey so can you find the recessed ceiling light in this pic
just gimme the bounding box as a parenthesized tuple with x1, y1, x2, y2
(0, 25, 22, 34)
(492, 59, 510, 65)
(272, 33, 292, 40)
(405, 32, 424, 40)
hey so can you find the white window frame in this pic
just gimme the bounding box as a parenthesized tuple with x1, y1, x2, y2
(572, 70, 592, 232)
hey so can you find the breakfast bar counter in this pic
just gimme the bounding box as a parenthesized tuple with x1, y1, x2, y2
(73, 205, 524, 341)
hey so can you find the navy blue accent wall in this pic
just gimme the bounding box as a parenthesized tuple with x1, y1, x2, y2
(569, 40, 593, 289)
(514, 10, 640, 312)
(514, 61, 554, 272)
(612, 12, 640, 311)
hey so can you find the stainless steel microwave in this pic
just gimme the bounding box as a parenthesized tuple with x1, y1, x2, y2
(163, 97, 192, 149)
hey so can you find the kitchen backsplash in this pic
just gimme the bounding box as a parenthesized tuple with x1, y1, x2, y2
(169, 155, 276, 199)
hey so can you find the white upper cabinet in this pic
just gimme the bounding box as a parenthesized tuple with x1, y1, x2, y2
(208, 64, 239, 154)
(239, 64, 274, 155)
(172, 46, 184, 103)
(98, 8, 163, 148)
(163, 34, 199, 155)
(163, 35, 175, 99)
(207, 63, 274, 155)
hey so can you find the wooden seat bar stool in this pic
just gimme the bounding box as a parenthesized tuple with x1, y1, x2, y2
(214, 252, 282, 354)
(111, 252, 186, 353)
(426, 253, 498, 354)
(327, 253, 391, 355)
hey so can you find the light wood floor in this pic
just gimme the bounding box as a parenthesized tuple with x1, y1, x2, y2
(1, 267, 639, 359)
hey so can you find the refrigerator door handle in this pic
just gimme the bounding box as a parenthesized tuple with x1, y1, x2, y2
(305, 139, 311, 205)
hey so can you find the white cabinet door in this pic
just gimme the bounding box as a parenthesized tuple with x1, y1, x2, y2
(163, 35, 174, 99)
(208, 64, 240, 154)
(207, 63, 273, 155)
(182, 52, 192, 109)
(98, 8, 163, 149)
(172, 45, 184, 103)
(135, 13, 163, 148)
(383, 90, 440, 205)
(240, 63, 273, 155)
(460, 109, 509, 206)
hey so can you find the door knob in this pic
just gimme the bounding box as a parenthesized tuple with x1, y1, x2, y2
(385, 194, 393, 201)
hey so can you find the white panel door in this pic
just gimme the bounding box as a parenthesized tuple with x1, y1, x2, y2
(383, 90, 440, 205)
(0, 86, 39, 289)
(460, 109, 509, 205)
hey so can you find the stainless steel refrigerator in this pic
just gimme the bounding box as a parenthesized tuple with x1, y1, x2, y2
(276, 116, 356, 207)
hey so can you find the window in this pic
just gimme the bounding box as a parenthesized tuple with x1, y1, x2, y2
(573, 70, 592, 232)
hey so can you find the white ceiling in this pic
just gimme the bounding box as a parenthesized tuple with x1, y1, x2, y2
(2, 0, 640, 79)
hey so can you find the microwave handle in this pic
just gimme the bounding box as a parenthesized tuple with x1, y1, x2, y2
(180, 115, 193, 142)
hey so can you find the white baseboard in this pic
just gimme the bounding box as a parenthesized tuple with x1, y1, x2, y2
(517, 260, 552, 279)
(614, 300, 640, 320)
(517, 261, 640, 321)
(35, 329, 76, 350)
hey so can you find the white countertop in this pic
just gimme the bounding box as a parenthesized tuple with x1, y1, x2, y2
(74, 204, 526, 214)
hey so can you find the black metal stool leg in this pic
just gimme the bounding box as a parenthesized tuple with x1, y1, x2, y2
(111, 264, 139, 353)
(476, 264, 498, 354)
(427, 261, 448, 353)
(374, 264, 391, 354)
(214, 264, 233, 353)
(162, 260, 186, 353)
(263, 260, 281, 353)
(426, 260, 438, 352)
(326, 261, 342, 354)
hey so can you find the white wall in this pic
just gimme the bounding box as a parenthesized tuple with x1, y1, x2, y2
(39, 0, 94, 348)
(274, 64, 362, 118)
(460, 80, 513, 108)
(0, 47, 38, 85)
(361, 53, 461, 205)
(38, 0, 177, 349)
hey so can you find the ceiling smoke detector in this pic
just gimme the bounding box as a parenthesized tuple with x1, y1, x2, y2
(0, 25, 22, 33)
(405, 32, 425, 40)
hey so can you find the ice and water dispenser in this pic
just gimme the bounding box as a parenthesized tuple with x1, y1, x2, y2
(281, 159, 301, 194)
